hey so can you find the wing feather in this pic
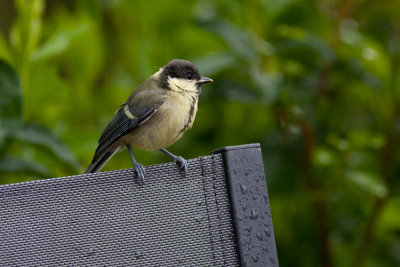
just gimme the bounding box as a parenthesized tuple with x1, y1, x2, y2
(90, 100, 164, 164)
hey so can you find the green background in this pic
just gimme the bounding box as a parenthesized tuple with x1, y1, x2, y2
(1, 0, 400, 266)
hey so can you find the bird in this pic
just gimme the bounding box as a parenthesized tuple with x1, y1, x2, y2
(85, 59, 213, 182)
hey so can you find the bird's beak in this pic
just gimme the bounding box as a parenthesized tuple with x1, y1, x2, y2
(196, 77, 213, 85)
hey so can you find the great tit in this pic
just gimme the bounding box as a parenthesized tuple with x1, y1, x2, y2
(85, 59, 212, 182)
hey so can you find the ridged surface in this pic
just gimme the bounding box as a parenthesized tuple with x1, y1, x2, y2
(0, 154, 239, 266)
(222, 146, 278, 267)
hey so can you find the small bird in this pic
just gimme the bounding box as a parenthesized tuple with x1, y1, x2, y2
(85, 59, 212, 182)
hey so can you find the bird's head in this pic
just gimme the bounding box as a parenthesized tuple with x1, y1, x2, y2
(157, 59, 212, 93)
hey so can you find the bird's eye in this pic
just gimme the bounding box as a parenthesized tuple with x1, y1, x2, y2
(187, 74, 192, 79)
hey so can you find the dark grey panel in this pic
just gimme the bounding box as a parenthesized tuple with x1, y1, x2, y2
(0, 155, 238, 267)
(214, 144, 279, 267)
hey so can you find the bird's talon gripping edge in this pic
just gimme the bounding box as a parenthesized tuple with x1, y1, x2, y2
(126, 144, 145, 184)
(159, 148, 189, 176)
(175, 156, 188, 176)
(134, 162, 145, 184)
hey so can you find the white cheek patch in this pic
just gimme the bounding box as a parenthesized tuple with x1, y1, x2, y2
(168, 76, 197, 93)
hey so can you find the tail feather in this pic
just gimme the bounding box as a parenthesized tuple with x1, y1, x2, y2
(84, 148, 118, 174)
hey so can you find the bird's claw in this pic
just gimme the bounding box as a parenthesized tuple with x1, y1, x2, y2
(134, 162, 145, 184)
(159, 148, 188, 177)
(174, 156, 188, 176)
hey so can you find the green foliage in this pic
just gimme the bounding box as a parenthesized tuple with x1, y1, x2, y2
(0, 60, 22, 151)
(0, 0, 400, 266)
(0, 60, 79, 181)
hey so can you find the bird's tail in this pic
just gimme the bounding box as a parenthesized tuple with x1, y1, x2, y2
(84, 148, 118, 174)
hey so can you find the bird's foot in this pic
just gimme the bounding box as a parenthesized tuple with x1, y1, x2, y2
(174, 156, 188, 176)
(134, 162, 145, 184)
(159, 148, 188, 177)
(126, 144, 145, 184)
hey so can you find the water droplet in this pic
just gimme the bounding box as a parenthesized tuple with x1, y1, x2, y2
(265, 228, 272, 237)
(240, 184, 248, 194)
(242, 239, 250, 246)
(262, 246, 268, 252)
(250, 209, 259, 220)
(242, 205, 247, 211)
(245, 226, 252, 233)
(251, 255, 259, 263)
(256, 233, 263, 241)
(197, 200, 203, 206)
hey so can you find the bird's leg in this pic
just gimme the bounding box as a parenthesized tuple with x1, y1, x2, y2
(126, 144, 145, 183)
(159, 148, 188, 176)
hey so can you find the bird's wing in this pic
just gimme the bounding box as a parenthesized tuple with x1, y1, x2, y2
(90, 88, 165, 163)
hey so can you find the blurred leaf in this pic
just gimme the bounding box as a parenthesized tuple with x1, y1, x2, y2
(0, 34, 13, 64)
(15, 123, 80, 171)
(31, 24, 88, 62)
(250, 70, 282, 104)
(345, 170, 387, 198)
(348, 130, 385, 150)
(0, 60, 22, 149)
(379, 197, 400, 232)
(11, 0, 44, 69)
(194, 52, 237, 76)
(205, 21, 258, 62)
(62, 18, 104, 86)
(314, 146, 335, 166)
(262, 0, 297, 19)
(0, 155, 49, 177)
